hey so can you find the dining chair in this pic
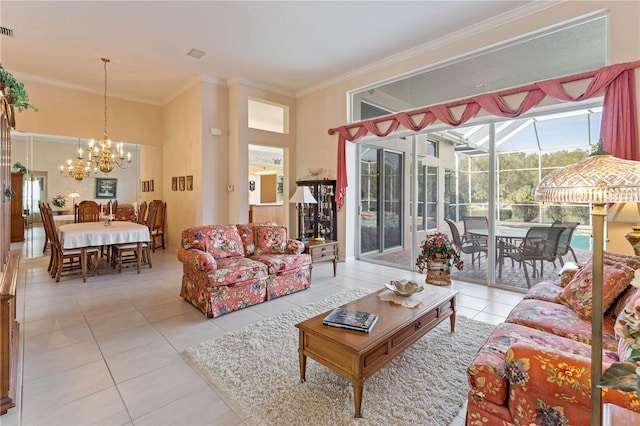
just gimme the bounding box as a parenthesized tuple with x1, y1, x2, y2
(76, 200, 101, 222)
(462, 216, 489, 247)
(150, 200, 166, 252)
(445, 218, 488, 267)
(137, 201, 147, 224)
(42, 203, 99, 282)
(552, 221, 580, 265)
(500, 226, 565, 288)
(111, 200, 157, 273)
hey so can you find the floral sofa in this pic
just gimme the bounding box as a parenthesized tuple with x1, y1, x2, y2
(467, 251, 640, 425)
(178, 223, 312, 317)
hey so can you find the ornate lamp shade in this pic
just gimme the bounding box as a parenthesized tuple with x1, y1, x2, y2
(289, 187, 317, 241)
(535, 144, 640, 426)
(535, 148, 640, 204)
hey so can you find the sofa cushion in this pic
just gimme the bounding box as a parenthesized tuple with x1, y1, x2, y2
(236, 222, 277, 256)
(556, 260, 635, 320)
(467, 322, 618, 407)
(209, 257, 268, 285)
(614, 289, 640, 354)
(251, 253, 312, 274)
(182, 225, 245, 260)
(524, 281, 563, 303)
(604, 250, 640, 270)
(505, 298, 619, 351)
(255, 226, 288, 254)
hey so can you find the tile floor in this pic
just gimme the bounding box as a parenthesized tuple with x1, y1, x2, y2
(3, 243, 524, 426)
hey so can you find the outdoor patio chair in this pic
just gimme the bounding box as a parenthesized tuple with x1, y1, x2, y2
(552, 221, 579, 265)
(462, 216, 489, 247)
(499, 226, 565, 288)
(445, 218, 488, 267)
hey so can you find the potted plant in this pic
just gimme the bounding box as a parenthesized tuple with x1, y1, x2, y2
(416, 231, 463, 286)
(599, 294, 640, 396)
(0, 64, 38, 112)
(51, 193, 67, 209)
(12, 161, 28, 174)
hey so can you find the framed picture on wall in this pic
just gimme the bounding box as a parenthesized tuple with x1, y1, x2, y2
(149, 180, 154, 192)
(96, 178, 117, 199)
(186, 175, 193, 191)
(142, 181, 147, 192)
(179, 176, 185, 191)
(172, 177, 177, 191)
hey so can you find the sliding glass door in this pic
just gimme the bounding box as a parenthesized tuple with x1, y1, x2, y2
(359, 144, 403, 255)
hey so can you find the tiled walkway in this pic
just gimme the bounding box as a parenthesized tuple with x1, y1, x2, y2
(4, 228, 525, 425)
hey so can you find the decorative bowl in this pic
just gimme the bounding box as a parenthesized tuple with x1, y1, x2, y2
(384, 280, 424, 297)
(308, 167, 323, 176)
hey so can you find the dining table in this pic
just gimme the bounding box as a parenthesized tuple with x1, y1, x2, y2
(468, 226, 531, 277)
(58, 221, 151, 273)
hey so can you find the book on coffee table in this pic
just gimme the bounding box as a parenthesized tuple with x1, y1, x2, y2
(322, 308, 378, 333)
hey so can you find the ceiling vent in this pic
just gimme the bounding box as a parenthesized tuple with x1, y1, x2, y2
(0, 27, 14, 37)
(186, 48, 206, 59)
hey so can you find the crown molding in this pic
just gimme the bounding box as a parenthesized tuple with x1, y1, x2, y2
(296, 0, 563, 98)
(226, 76, 295, 98)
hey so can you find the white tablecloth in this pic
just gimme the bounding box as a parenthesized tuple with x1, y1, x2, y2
(58, 221, 150, 249)
(53, 214, 75, 228)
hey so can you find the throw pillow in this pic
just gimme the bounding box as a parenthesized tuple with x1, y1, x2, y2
(604, 250, 640, 270)
(614, 290, 640, 360)
(557, 260, 635, 320)
(558, 262, 581, 287)
(254, 226, 288, 254)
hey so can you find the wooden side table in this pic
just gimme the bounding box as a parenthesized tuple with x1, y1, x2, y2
(304, 239, 338, 277)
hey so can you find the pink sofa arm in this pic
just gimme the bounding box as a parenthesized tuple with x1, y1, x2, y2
(286, 239, 305, 254)
(505, 342, 640, 424)
(177, 248, 217, 271)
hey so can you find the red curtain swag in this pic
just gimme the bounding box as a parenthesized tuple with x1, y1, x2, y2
(329, 61, 640, 209)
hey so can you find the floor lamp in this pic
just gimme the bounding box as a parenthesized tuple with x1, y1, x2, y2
(535, 142, 640, 425)
(289, 186, 317, 241)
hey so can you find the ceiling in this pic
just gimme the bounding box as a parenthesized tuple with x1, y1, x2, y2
(0, 1, 546, 106)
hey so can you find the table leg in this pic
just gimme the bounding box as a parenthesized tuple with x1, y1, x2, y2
(80, 248, 88, 282)
(450, 313, 456, 332)
(353, 380, 364, 418)
(299, 351, 307, 382)
(332, 257, 337, 277)
(136, 242, 142, 273)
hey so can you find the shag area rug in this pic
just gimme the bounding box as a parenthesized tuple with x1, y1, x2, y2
(184, 288, 496, 426)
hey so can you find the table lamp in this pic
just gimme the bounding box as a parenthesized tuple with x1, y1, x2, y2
(535, 140, 640, 425)
(289, 186, 317, 241)
(608, 202, 640, 255)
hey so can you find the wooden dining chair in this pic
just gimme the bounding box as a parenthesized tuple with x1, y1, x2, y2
(42, 203, 99, 282)
(150, 200, 166, 252)
(76, 200, 101, 222)
(137, 201, 147, 224)
(111, 200, 157, 273)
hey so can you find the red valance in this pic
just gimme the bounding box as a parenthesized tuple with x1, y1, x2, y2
(329, 61, 640, 210)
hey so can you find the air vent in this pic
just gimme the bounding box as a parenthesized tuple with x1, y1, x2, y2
(0, 27, 14, 37)
(186, 48, 206, 59)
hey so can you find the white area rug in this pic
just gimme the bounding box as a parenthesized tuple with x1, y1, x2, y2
(184, 288, 496, 426)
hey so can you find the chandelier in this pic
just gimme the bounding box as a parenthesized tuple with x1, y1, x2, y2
(87, 57, 131, 173)
(59, 58, 131, 180)
(60, 139, 96, 181)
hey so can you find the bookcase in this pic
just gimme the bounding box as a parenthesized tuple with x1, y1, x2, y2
(296, 179, 337, 241)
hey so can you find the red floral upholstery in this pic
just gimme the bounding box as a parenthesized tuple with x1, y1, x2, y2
(178, 224, 311, 317)
(467, 256, 640, 425)
(236, 222, 276, 256)
(113, 204, 136, 222)
(505, 298, 618, 350)
(255, 226, 288, 254)
(556, 260, 635, 320)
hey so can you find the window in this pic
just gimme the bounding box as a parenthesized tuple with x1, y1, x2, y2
(248, 98, 289, 134)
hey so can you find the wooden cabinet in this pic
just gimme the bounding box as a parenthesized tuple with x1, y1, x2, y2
(0, 254, 19, 415)
(305, 239, 338, 277)
(10, 173, 23, 242)
(296, 179, 337, 241)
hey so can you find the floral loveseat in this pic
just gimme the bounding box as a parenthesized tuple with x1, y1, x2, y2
(178, 223, 311, 317)
(467, 251, 640, 425)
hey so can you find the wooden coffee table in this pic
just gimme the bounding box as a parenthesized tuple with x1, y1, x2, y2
(295, 286, 457, 418)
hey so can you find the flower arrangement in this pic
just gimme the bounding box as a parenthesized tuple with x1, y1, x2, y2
(416, 231, 463, 274)
(51, 193, 66, 209)
(599, 295, 640, 397)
